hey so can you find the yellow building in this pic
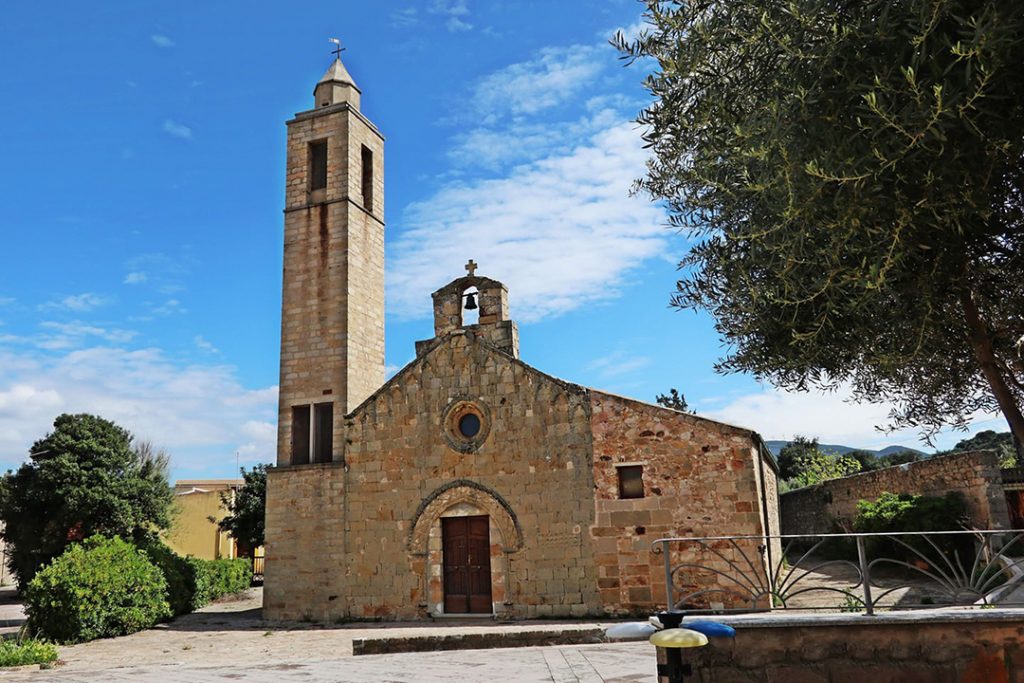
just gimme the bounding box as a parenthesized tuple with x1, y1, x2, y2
(167, 480, 242, 560)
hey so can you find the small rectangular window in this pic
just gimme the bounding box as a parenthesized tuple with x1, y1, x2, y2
(361, 145, 373, 212)
(313, 402, 334, 463)
(310, 140, 328, 191)
(291, 405, 311, 465)
(617, 465, 644, 500)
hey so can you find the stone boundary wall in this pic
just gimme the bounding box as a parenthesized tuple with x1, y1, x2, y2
(685, 612, 1024, 682)
(780, 450, 1009, 535)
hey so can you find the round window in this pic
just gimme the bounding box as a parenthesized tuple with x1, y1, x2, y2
(458, 413, 481, 438)
(442, 399, 490, 453)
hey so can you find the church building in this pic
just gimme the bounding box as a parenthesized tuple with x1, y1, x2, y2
(264, 56, 780, 621)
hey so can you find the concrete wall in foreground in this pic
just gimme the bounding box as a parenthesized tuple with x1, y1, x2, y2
(780, 450, 1009, 535)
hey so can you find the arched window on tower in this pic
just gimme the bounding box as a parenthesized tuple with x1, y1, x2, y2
(461, 286, 479, 326)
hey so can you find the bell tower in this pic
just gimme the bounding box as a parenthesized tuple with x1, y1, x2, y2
(276, 53, 385, 467)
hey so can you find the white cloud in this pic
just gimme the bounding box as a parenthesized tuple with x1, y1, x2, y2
(586, 351, 652, 380)
(391, 7, 418, 28)
(152, 299, 186, 316)
(123, 272, 147, 285)
(603, 20, 649, 44)
(0, 297, 14, 307)
(194, 335, 219, 353)
(151, 34, 175, 48)
(446, 16, 473, 32)
(430, 0, 469, 16)
(39, 321, 137, 346)
(388, 121, 667, 322)
(469, 45, 605, 119)
(704, 384, 1002, 450)
(43, 293, 107, 312)
(0, 346, 277, 475)
(427, 0, 473, 32)
(447, 108, 623, 171)
(125, 253, 190, 293)
(162, 120, 192, 140)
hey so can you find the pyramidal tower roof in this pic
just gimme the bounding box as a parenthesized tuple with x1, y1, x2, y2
(313, 57, 361, 109)
(318, 58, 359, 90)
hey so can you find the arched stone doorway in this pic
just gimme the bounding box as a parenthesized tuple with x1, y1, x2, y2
(408, 480, 523, 617)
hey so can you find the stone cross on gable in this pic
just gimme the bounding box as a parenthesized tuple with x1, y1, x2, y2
(465, 259, 478, 276)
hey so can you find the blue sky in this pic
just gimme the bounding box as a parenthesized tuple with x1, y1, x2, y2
(0, 1, 1003, 480)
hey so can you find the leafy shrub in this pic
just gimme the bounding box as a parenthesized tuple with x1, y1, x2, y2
(854, 492, 969, 533)
(137, 537, 204, 616)
(0, 639, 59, 668)
(139, 538, 251, 613)
(25, 535, 171, 644)
(198, 558, 252, 604)
(853, 492, 971, 563)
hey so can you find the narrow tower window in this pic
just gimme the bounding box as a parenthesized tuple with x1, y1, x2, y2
(291, 405, 311, 465)
(313, 402, 334, 463)
(310, 140, 328, 191)
(361, 145, 374, 212)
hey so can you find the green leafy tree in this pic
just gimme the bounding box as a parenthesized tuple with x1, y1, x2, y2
(616, 0, 1024, 461)
(777, 436, 821, 480)
(847, 449, 882, 473)
(951, 429, 1016, 466)
(655, 388, 694, 413)
(851, 448, 925, 472)
(787, 451, 862, 490)
(0, 414, 174, 589)
(217, 464, 267, 554)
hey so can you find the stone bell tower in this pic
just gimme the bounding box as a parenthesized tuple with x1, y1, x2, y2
(276, 54, 385, 467)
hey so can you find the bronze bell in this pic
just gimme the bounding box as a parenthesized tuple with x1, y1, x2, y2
(464, 292, 478, 310)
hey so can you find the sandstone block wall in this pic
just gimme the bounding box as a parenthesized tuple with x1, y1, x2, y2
(264, 463, 348, 620)
(265, 335, 781, 621)
(277, 101, 384, 468)
(780, 450, 1010, 535)
(685, 614, 1024, 682)
(588, 392, 776, 614)
(265, 334, 603, 621)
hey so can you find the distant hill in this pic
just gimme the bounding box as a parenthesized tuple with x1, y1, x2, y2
(764, 440, 926, 458)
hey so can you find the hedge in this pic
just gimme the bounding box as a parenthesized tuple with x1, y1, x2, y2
(25, 535, 171, 644)
(140, 538, 252, 612)
(26, 535, 253, 644)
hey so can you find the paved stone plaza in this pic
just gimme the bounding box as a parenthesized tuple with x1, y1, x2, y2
(0, 590, 655, 682)
(1, 643, 655, 682)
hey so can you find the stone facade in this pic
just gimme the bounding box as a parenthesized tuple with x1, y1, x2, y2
(264, 59, 780, 622)
(588, 392, 781, 611)
(780, 450, 1010, 535)
(265, 327, 780, 621)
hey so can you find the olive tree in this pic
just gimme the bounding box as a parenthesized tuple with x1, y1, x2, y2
(617, 0, 1024, 458)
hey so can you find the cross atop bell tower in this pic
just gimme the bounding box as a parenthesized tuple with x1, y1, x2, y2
(314, 42, 362, 110)
(276, 49, 385, 467)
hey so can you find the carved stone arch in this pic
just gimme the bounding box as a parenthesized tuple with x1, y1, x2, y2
(408, 479, 523, 554)
(407, 480, 524, 617)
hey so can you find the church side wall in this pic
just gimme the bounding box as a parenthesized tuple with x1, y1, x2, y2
(340, 334, 603, 619)
(588, 392, 769, 614)
(264, 464, 348, 621)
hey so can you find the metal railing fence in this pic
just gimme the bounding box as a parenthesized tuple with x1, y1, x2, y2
(655, 529, 1024, 616)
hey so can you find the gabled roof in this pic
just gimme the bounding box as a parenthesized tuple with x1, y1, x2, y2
(346, 329, 586, 419)
(345, 330, 777, 470)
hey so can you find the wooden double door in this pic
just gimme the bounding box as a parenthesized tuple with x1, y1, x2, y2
(442, 515, 493, 614)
